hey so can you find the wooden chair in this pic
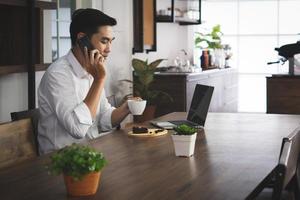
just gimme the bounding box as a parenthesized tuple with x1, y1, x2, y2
(0, 119, 37, 170)
(11, 108, 40, 155)
(246, 127, 300, 200)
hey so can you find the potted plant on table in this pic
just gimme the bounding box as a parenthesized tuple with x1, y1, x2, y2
(121, 58, 173, 122)
(171, 124, 198, 157)
(47, 144, 107, 196)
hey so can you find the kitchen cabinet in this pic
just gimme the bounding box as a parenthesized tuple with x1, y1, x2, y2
(156, 0, 201, 25)
(150, 68, 238, 117)
(267, 76, 300, 114)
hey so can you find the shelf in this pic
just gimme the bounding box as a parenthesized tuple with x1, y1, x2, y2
(175, 17, 200, 25)
(35, 63, 50, 71)
(202, 66, 219, 71)
(156, 0, 201, 25)
(175, 17, 199, 22)
(178, 20, 201, 25)
(0, 0, 56, 9)
(35, 1, 56, 9)
(0, 63, 50, 76)
(156, 15, 174, 23)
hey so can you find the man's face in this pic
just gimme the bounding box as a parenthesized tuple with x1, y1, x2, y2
(90, 26, 115, 59)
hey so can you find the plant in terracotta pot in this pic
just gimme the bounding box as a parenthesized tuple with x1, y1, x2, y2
(172, 124, 198, 157)
(121, 58, 173, 122)
(47, 144, 107, 196)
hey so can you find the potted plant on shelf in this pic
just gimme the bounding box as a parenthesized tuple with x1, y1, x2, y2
(171, 124, 198, 157)
(195, 24, 225, 69)
(195, 24, 223, 50)
(121, 58, 173, 122)
(47, 144, 107, 196)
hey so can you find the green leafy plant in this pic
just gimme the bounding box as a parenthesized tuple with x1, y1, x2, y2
(174, 124, 197, 135)
(47, 144, 107, 180)
(195, 24, 223, 49)
(121, 58, 173, 105)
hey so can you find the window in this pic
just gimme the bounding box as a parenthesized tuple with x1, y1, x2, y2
(51, 0, 75, 61)
(199, 0, 300, 112)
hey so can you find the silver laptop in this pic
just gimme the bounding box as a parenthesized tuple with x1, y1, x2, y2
(151, 84, 214, 129)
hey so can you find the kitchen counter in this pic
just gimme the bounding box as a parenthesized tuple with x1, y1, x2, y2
(155, 67, 235, 76)
(268, 74, 300, 78)
(149, 67, 238, 117)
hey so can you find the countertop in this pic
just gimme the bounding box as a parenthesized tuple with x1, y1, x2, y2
(154, 67, 237, 77)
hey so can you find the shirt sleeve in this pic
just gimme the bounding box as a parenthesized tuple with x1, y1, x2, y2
(98, 90, 116, 132)
(44, 70, 93, 139)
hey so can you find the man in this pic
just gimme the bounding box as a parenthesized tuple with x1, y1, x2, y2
(38, 9, 130, 154)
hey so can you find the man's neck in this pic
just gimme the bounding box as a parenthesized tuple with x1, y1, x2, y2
(71, 46, 86, 70)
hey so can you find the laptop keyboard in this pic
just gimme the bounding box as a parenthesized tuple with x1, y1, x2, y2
(169, 120, 198, 127)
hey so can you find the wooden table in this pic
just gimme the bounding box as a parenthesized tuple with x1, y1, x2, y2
(1, 112, 300, 200)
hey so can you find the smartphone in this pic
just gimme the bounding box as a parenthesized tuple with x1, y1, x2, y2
(77, 35, 94, 55)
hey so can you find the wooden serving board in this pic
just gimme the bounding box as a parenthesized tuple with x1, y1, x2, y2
(128, 129, 168, 137)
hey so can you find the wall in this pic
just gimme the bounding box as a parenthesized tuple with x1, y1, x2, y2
(100, 0, 133, 104)
(133, 23, 194, 67)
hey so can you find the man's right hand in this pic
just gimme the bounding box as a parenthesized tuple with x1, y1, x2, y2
(83, 47, 106, 81)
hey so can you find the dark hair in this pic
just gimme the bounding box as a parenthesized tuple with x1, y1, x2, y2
(70, 8, 117, 46)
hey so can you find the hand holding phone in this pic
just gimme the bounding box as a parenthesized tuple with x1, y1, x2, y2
(77, 35, 94, 54)
(77, 35, 106, 80)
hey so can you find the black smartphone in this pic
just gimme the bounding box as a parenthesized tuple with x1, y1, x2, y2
(77, 35, 94, 55)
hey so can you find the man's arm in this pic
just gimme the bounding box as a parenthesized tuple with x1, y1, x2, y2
(84, 79, 105, 119)
(110, 97, 143, 127)
(44, 70, 93, 139)
(81, 48, 106, 119)
(111, 102, 130, 127)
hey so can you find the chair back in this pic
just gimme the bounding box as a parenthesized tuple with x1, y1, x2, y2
(246, 127, 300, 200)
(273, 128, 300, 198)
(11, 108, 40, 154)
(0, 119, 37, 170)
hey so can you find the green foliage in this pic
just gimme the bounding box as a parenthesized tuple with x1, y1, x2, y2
(47, 144, 107, 180)
(195, 24, 223, 49)
(121, 58, 173, 105)
(174, 124, 197, 135)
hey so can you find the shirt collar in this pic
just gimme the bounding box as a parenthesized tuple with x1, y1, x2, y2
(66, 50, 89, 78)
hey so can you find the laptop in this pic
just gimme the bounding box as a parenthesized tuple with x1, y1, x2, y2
(151, 84, 214, 129)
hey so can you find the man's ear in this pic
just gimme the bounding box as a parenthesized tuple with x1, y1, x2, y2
(77, 32, 86, 40)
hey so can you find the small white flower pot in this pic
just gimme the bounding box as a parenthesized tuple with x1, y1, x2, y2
(171, 133, 197, 157)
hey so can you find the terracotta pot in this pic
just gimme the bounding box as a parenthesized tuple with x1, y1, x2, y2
(134, 105, 156, 123)
(63, 171, 101, 196)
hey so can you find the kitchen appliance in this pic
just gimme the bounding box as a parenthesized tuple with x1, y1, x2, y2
(268, 41, 300, 76)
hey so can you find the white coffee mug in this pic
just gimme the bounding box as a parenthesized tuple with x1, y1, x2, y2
(127, 100, 147, 115)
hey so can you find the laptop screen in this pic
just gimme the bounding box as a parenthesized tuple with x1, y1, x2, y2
(187, 84, 214, 126)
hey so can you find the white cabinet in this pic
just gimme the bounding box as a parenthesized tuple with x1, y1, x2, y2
(152, 68, 238, 117)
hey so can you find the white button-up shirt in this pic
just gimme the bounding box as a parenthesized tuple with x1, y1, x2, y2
(38, 50, 115, 154)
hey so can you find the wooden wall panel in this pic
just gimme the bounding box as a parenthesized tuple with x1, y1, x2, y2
(143, 0, 154, 46)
